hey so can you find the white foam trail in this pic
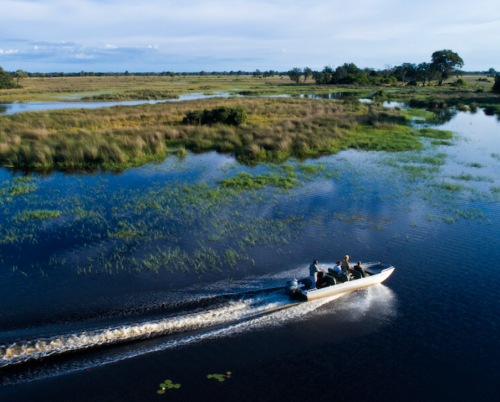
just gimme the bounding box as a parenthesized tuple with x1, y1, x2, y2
(0, 293, 290, 368)
(1, 292, 342, 386)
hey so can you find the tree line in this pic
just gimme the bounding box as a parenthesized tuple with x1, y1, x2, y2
(1, 48, 499, 91)
(288, 50, 468, 87)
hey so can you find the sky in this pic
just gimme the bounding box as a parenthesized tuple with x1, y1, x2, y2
(0, 0, 499, 73)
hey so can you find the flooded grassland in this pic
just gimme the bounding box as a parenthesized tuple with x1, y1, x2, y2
(0, 96, 500, 401)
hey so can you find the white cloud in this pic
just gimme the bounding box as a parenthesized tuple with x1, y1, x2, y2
(0, 49, 3, 54)
(0, 0, 498, 70)
(34, 45, 38, 50)
(0, 49, 19, 54)
(74, 53, 94, 59)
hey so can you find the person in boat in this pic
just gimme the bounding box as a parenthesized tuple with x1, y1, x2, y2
(333, 261, 343, 275)
(353, 261, 368, 278)
(309, 260, 323, 290)
(341, 255, 351, 273)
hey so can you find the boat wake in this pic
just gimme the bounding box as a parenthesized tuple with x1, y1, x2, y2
(0, 265, 396, 386)
(0, 290, 293, 369)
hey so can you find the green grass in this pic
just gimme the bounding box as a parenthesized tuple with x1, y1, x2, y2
(0, 97, 431, 171)
(431, 140, 453, 146)
(16, 210, 61, 221)
(0, 183, 39, 196)
(451, 173, 494, 182)
(401, 108, 437, 121)
(418, 128, 452, 139)
(467, 162, 484, 168)
(220, 172, 297, 190)
(437, 182, 462, 192)
(396, 152, 447, 165)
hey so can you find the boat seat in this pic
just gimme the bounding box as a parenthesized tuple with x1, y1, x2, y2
(328, 268, 349, 283)
(349, 269, 362, 280)
(324, 274, 337, 286)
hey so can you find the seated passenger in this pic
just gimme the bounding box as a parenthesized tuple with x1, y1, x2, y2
(353, 261, 368, 278)
(332, 261, 343, 275)
(341, 255, 351, 273)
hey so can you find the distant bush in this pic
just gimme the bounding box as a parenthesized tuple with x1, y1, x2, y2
(183, 106, 247, 126)
(0, 66, 18, 89)
(382, 76, 398, 85)
(451, 78, 467, 87)
(493, 75, 500, 94)
(407, 79, 418, 86)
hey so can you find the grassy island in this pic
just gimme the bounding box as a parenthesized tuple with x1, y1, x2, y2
(0, 97, 451, 172)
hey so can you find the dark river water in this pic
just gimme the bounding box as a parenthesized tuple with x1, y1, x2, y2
(0, 104, 499, 401)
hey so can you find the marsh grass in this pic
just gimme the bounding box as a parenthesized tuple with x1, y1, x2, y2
(437, 182, 462, 192)
(431, 140, 453, 146)
(0, 183, 39, 196)
(220, 172, 297, 190)
(0, 97, 444, 172)
(16, 210, 61, 221)
(451, 173, 494, 182)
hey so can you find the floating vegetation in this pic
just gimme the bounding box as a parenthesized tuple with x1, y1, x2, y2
(467, 163, 484, 168)
(394, 152, 447, 166)
(157, 379, 181, 394)
(418, 128, 452, 140)
(220, 172, 297, 190)
(15, 210, 61, 221)
(450, 173, 494, 182)
(431, 140, 453, 146)
(1, 183, 39, 196)
(436, 182, 462, 192)
(207, 372, 232, 382)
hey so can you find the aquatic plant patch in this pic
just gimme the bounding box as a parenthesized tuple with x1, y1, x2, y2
(0, 98, 444, 172)
(157, 379, 181, 394)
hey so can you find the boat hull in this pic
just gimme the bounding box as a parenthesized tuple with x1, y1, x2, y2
(302, 267, 395, 301)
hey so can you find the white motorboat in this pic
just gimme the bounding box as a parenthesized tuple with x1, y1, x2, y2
(285, 262, 395, 301)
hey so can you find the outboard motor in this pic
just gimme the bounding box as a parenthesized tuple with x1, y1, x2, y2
(285, 279, 300, 296)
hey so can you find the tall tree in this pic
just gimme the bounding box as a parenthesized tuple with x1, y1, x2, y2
(430, 50, 464, 86)
(396, 63, 416, 85)
(288, 68, 302, 84)
(15, 69, 28, 85)
(303, 67, 313, 82)
(416, 62, 430, 87)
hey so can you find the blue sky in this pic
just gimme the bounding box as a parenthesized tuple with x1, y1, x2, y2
(1, 0, 499, 72)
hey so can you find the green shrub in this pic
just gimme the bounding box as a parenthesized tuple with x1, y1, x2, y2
(493, 75, 500, 94)
(0, 66, 18, 89)
(183, 106, 247, 126)
(452, 78, 467, 87)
